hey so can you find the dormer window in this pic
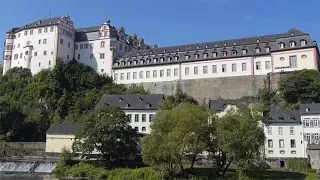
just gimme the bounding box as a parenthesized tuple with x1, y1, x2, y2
(185, 55, 190, 60)
(134, 60, 138, 65)
(195, 54, 199, 59)
(146, 102, 152, 108)
(153, 58, 158, 63)
(232, 50, 237, 56)
(139, 97, 143, 101)
(301, 40, 306, 46)
(306, 108, 310, 112)
(289, 116, 295, 120)
(290, 41, 296, 48)
(104, 102, 110, 106)
(215, 44, 218, 47)
(177, 48, 180, 51)
(256, 39, 260, 43)
(129, 61, 132, 65)
(242, 49, 247, 55)
(125, 103, 130, 108)
(279, 43, 285, 49)
(121, 61, 126, 66)
(175, 56, 179, 61)
(233, 42, 237, 45)
(167, 56, 172, 61)
(222, 51, 227, 57)
(265, 47, 270, 53)
(119, 97, 123, 101)
(147, 59, 151, 64)
(224, 43, 227, 46)
(212, 52, 217, 57)
(140, 59, 145, 64)
(278, 116, 284, 120)
(203, 53, 208, 58)
(115, 62, 119, 66)
(255, 47, 261, 54)
(160, 57, 165, 62)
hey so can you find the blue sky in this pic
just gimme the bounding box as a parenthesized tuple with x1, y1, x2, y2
(1, 0, 319, 59)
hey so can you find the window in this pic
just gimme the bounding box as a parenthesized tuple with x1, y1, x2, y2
(268, 140, 273, 148)
(195, 54, 199, 59)
(203, 53, 208, 58)
(125, 46, 127, 52)
(266, 47, 270, 52)
(212, 65, 217, 73)
(38, 39, 41, 44)
(149, 114, 154, 122)
(25, 51, 28, 55)
(49, 61, 51, 65)
(290, 127, 294, 135)
(256, 61, 261, 70)
(291, 151, 296, 154)
(290, 41, 296, 48)
(77, 54, 80, 59)
(141, 114, 146, 122)
(68, 42, 71, 48)
(185, 67, 190, 75)
(160, 70, 164, 77)
(315, 133, 319, 140)
(278, 127, 283, 135)
(315, 120, 318, 127)
(185, 55, 190, 60)
(38, 29, 42, 34)
(67, 55, 70, 60)
(153, 70, 157, 78)
(232, 51, 237, 56)
(279, 139, 284, 148)
(51, 51, 53, 55)
(212, 52, 217, 57)
(34, 52, 37, 57)
(255, 48, 261, 53)
(101, 41, 105, 48)
(84, 44, 88, 49)
(43, 39, 47, 44)
(268, 150, 274, 154)
(18, 33, 20, 38)
(127, 114, 132, 122)
(135, 114, 139, 122)
(242, 49, 247, 55)
(289, 56, 297, 68)
(232, 63, 237, 72)
(43, 51, 47, 56)
(100, 53, 105, 59)
(139, 71, 144, 79)
(306, 133, 311, 141)
(133, 72, 137, 79)
(120, 43, 123, 50)
(24, 31, 28, 36)
(39, 62, 41, 67)
(280, 150, 285, 154)
(167, 69, 171, 77)
(114, 73, 118, 80)
(290, 140, 296, 148)
(267, 127, 272, 135)
(174, 68, 178, 76)
(265, 61, 271, 69)
(127, 72, 131, 80)
(301, 40, 306, 46)
(80, 44, 83, 49)
(194, 67, 198, 75)
(142, 127, 146, 132)
(120, 73, 124, 80)
(60, 38, 63, 45)
(222, 64, 227, 72)
(20, 53, 22, 59)
(75, 44, 78, 49)
(146, 71, 150, 78)
(50, 27, 54, 32)
(134, 127, 138, 131)
(305, 120, 310, 127)
(101, 69, 104, 73)
(90, 43, 93, 49)
(30, 30, 33, 35)
(90, 54, 93, 59)
(279, 43, 285, 49)
(241, 63, 247, 71)
(222, 51, 227, 57)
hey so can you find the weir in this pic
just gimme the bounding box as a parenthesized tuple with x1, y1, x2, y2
(0, 162, 56, 173)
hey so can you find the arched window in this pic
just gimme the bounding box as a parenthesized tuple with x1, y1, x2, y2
(279, 43, 285, 49)
(212, 52, 217, 57)
(300, 40, 307, 46)
(289, 41, 296, 48)
(232, 50, 237, 56)
(255, 47, 261, 54)
(265, 47, 270, 53)
(100, 41, 105, 48)
(242, 49, 247, 55)
(222, 51, 227, 57)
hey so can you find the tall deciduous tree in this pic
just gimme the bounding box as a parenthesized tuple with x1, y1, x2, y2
(141, 103, 209, 173)
(73, 107, 139, 162)
(217, 105, 265, 174)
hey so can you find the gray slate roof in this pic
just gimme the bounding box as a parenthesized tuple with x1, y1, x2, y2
(267, 109, 300, 123)
(115, 28, 316, 69)
(46, 124, 80, 135)
(208, 98, 258, 112)
(300, 103, 320, 114)
(95, 94, 164, 110)
(8, 16, 62, 33)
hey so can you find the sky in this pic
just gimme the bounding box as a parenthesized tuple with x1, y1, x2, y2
(0, 0, 319, 59)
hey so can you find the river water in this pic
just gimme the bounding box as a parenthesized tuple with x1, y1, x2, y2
(0, 174, 58, 180)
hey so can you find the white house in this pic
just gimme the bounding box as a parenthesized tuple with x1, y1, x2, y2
(95, 94, 164, 134)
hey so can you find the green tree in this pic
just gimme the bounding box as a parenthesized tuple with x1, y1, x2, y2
(278, 69, 320, 104)
(73, 107, 139, 162)
(217, 105, 265, 175)
(159, 88, 198, 111)
(141, 103, 209, 174)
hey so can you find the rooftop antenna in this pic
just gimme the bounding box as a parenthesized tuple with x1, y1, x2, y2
(49, 11, 52, 18)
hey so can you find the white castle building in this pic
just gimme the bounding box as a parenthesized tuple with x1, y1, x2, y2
(2, 15, 149, 75)
(2, 16, 320, 98)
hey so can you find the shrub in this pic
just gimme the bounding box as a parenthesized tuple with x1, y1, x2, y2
(59, 147, 73, 166)
(286, 158, 311, 173)
(108, 167, 161, 180)
(52, 164, 69, 178)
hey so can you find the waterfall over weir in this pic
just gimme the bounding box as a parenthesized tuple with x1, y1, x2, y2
(0, 162, 56, 173)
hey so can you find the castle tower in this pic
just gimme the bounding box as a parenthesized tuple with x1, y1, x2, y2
(3, 31, 15, 75)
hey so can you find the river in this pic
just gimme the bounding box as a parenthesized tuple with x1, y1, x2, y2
(0, 174, 58, 180)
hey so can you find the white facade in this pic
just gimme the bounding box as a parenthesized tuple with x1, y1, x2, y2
(124, 110, 157, 134)
(264, 123, 305, 159)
